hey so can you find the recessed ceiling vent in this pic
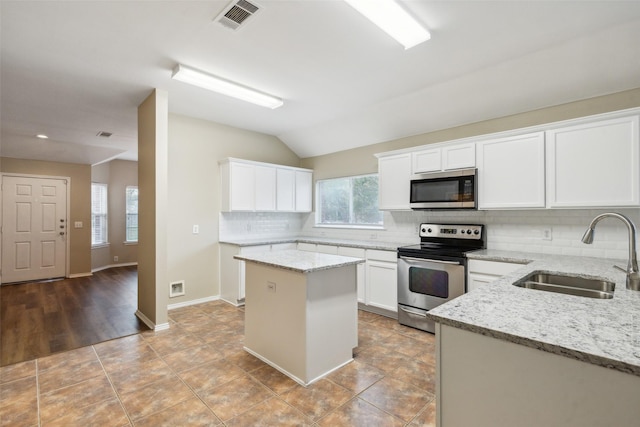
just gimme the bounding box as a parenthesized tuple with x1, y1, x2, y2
(214, 0, 262, 31)
(96, 131, 112, 138)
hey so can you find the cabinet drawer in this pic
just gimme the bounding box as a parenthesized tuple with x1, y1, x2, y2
(316, 244, 338, 254)
(337, 247, 366, 258)
(297, 242, 316, 252)
(467, 259, 524, 276)
(366, 249, 397, 263)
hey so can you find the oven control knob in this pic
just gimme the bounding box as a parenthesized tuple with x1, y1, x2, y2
(466, 229, 472, 234)
(474, 229, 480, 235)
(427, 228, 432, 233)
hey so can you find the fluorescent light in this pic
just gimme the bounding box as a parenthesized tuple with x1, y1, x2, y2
(345, 0, 430, 49)
(36, 134, 49, 139)
(172, 64, 283, 109)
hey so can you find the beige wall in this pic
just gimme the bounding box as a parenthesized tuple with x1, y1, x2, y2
(91, 160, 138, 271)
(0, 157, 92, 276)
(137, 89, 169, 327)
(299, 87, 640, 179)
(166, 113, 300, 304)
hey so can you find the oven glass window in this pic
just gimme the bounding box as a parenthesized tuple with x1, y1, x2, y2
(408, 267, 449, 298)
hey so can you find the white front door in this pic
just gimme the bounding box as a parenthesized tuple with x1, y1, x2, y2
(1, 175, 68, 284)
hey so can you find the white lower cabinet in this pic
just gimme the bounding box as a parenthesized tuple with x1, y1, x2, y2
(467, 259, 524, 292)
(365, 249, 397, 313)
(220, 242, 296, 305)
(337, 247, 366, 303)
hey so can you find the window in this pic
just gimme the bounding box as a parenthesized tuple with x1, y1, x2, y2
(91, 183, 108, 246)
(316, 174, 383, 227)
(125, 186, 138, 242)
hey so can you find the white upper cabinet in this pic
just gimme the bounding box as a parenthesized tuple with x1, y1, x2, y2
(546, 115, 640, 208)
(255, 165, 276, 211)
(378, 153, 412, 210)
(412, 148, 441, 173)
(221, 161, 255, 211)
(442, 143, 476, 170)
(294, 170, 313, 212)
(412, 142, 475, 174)
(477, 132, 545, 209)
(220, 158, 313, 212)
(276, 168, 295, 211)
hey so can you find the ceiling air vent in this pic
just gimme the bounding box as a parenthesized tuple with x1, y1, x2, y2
(96, 131, 112, 138)
(214, 0, 262, 31)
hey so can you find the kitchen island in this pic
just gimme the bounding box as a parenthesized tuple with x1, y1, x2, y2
(234, 249, 364, 386)
(427, 250, 640, 427)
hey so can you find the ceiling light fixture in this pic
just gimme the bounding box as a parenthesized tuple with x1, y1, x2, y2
(344, 0, 430, 49)
(171, 64, 284, 109)
(36, 134, 49, 139)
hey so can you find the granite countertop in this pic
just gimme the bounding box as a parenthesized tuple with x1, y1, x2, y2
(220, 236, 411, 251)
(428, 249, 640, 376)
(234, 249, 365, 274)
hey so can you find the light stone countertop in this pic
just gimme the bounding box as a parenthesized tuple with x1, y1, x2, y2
(220, 236, 411, 252)
(234, 249, 365, 274)
(428, 249, 640, 376)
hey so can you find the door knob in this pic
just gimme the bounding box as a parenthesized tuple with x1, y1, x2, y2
(59, 232, 65, 236)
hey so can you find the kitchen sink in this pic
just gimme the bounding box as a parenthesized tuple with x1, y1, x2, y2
(513, 272, 615, 299)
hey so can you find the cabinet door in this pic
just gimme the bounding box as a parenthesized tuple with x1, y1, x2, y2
(229, 162, 255, 211)
(255, 165, 276, 211)
(378, 153, 411, 210)
(338, 247, 366, 304)
(477, 132, 546, 209)
(366, 260, 397, 312)
(443, 143, 475, 170)
(295, 170, 313, 212)
(276, 168, 295, 211)
(546, 115, 640, 208)
(412, 148, 441, 173)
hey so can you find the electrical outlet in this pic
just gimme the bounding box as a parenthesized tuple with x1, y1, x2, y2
(192, 224, 199, 234)
(370, 233, 378, 240)
(542, 228, 552, 241)
(74, 221, 83, 228)
(113, 256, 118, 262)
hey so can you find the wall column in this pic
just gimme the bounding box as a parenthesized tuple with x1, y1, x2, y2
(136, 89, 169, 329)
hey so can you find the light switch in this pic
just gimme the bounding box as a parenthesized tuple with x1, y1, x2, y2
(74, 221, 83, 228)
(192, 225, 199, 234)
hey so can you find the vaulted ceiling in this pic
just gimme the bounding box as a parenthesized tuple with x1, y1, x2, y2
(2, 1, 640, 165)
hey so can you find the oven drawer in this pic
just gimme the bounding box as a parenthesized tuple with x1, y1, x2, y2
(398, 304, 435, 333)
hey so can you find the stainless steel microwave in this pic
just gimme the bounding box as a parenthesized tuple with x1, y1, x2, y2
(409, 168, 477, 210)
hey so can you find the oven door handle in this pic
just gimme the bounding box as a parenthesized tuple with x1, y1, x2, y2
(399, 306, 428, 318)
(399, 256, 461, 265)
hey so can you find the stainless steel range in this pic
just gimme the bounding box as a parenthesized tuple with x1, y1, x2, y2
(397, 223, 485, 333)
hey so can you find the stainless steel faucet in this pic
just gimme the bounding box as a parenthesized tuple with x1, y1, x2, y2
(581, 212, 640, 291)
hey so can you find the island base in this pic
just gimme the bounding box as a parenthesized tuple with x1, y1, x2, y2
(244, 262, 358, 386)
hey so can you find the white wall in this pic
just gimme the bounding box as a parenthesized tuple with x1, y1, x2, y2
(166, 113, 300, 305)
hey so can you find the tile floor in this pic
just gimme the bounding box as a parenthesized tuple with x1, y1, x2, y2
(0, 300, 437, 426)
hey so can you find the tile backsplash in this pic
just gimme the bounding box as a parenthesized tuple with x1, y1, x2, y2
(221, 208, 640, 261)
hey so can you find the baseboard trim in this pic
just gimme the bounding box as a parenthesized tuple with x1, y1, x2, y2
(68, 272, 93, 279)
(91, 262, 138, 273)
(168, 295, 219, 310)
(135, 310, 170, 332)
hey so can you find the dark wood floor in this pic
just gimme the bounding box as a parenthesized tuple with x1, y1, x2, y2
(0, 266, 148, 366)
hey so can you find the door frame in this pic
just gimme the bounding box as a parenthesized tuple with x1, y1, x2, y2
(1, 173, 72, 283)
